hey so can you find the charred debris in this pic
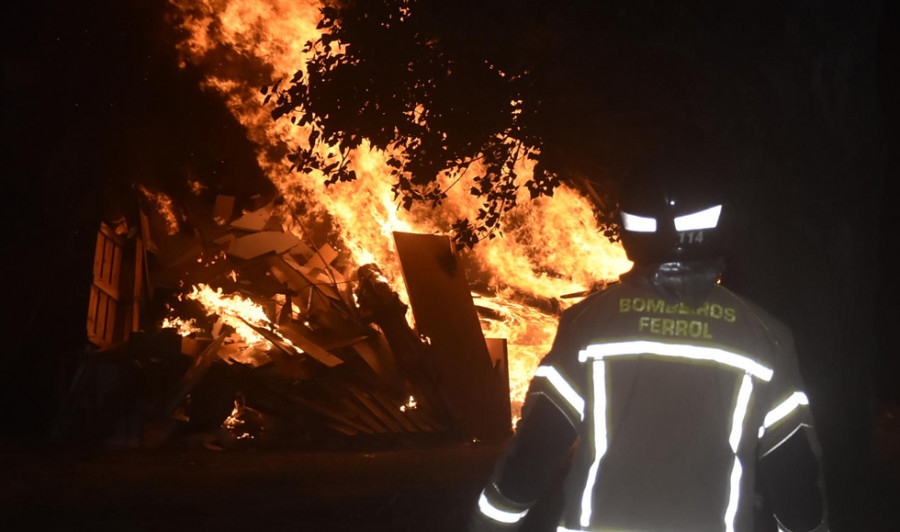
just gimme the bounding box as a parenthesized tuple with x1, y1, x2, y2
(57, 187, 513, 450)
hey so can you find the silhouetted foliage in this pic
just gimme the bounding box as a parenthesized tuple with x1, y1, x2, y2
(266, 1, 777, 247)
(267, 0, 884, 267)
(270, 0, 567, 246)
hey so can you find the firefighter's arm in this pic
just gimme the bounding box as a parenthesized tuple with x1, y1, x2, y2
(750, 311, 829, 532)
(470, 394, 578, 531)
(758, 421, 828, 532)
(756, 361, 828, 531)
(470, 304, 587, 531)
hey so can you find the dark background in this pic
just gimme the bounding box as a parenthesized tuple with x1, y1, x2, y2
(2, 0, 897, 529)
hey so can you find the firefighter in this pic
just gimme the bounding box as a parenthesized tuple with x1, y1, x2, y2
(470, 157, 829, 532)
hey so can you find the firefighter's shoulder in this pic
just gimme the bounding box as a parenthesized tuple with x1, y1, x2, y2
(717, 285, 795, 348)
(558, 280, 626, 328)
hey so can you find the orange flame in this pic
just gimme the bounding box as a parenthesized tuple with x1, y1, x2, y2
(161, 315, 204, 337)
(182, 283, 273, 348)
(170, 0, 632, 420)
(399, 395, 418, 412)
(139, 184, 180, 235)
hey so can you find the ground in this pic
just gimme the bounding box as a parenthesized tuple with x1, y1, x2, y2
(2, 405, 898, 532)
(0, 440, 498, 532)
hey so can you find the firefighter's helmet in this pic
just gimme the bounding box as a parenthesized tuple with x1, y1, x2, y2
(618, 155, 727, 264)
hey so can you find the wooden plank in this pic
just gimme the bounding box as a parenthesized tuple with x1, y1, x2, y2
(230, 202, 273, 232)
(401, 399, 448, 432)
(92, 304, 106, 346)
(227, 231, 301, 260)
(485, 338, 512, 428)
(273, 254, 341, 302)
(213, 194, 236, 224)
(87, 285, 99, 340)
(288, 241, 314, 261)
(347, 386, 408, 433)
(265, 255, 314, 294)
(98, 219, 125, 244)
(400, 404, 437, 432)
(238, 382, 364, 435)
(300, 244, 351, 306)
(368, 389, 420, 432)
(104, 293, 117, 345)
(336, 393, 390, 434)
(131, 238, 143, 332)
(272, 322, 344, 368)
(351, 340, 394, 380)
(264, 384, 373, 436)
(136, 229, 153, 301)
(97, 290, 107, 342)
(96, 291, 109, 343)
(392, 232, 510, 442)
(92, 230, 122, 299)
(101, 236, 113, 287)
(109, 241, 122, 298)
(303, 243, 338, 270)
(166, 335, 226, 417)
(139, 209, 158, 254)
(96, 291, 113, 346)
(87, 224, 127, 347)
(383, 391, 439, 432)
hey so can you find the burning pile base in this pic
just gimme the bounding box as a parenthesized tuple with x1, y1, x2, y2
(62, 187, 511, 449)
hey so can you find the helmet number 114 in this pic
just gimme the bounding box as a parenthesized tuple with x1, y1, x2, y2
(680, 231, 704, 244)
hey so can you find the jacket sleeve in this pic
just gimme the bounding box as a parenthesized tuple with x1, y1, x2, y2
(471, 311, 585, 530)
(472, 394, 579, 530)
(756, 329, 829, 532)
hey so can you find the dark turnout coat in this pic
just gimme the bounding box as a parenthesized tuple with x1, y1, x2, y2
(475, 265, 828, 532)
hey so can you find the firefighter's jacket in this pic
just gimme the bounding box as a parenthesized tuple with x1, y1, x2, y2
(475, 264, 828, 532)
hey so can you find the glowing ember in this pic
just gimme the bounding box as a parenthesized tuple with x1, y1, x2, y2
(171, 0, 632, 421)
(161, 315, 204, 337)
(188, 179, 207, 195)
(223, 399, 255, 439)
(223, 401, 243, 429)
(138, 184, 180, 235)
(399, 395, 418, 412)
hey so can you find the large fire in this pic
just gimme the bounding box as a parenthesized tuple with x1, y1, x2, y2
(182, 283, 273, 348)
(169, 0, 631, 421)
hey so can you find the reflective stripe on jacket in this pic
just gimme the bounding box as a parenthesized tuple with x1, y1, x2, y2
(478, 276, 825, 532)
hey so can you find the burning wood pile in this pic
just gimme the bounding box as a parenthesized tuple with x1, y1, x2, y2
(54, 0, 633, 451)
(60, 188, 512, 449)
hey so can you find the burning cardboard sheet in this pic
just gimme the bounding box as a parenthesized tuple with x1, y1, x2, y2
(393, 232, 511, 442)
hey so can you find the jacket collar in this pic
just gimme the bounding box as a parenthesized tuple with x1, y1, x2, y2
(621, 258, 725, 307)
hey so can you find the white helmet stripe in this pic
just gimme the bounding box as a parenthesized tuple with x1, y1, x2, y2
(674, 204, 722, 231)
(621, 211, 658, 232)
